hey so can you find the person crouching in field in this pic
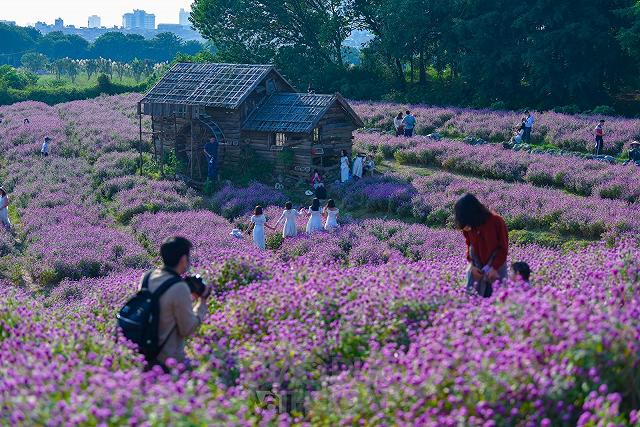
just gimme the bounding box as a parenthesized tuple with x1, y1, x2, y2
(455, 193, 509, 298)
(511, 261, 531, 286)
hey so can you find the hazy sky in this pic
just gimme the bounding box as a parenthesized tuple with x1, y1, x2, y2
(2, 0, 193, 28)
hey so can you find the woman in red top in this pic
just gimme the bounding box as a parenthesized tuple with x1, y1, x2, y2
(454, 194, 509, 295)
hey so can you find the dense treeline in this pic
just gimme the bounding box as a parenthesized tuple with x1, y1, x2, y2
(0, 24, 207, 65)
(191, 0, 640, 112)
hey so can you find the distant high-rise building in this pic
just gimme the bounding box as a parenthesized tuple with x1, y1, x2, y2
(179, 8, 190, 26)
(122, 9, 155, 30)
(54, 18, 64, 29)
(88, 15, 101, 28)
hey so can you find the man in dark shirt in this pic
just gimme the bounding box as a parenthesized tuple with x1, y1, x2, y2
(203, 136, 218, 180)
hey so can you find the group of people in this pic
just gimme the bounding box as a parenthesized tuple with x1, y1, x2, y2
(510, 110, 535, 145)
(340, 150, 374, 183)
(393, 110, 417, 137)
(247, 198, 340, 250)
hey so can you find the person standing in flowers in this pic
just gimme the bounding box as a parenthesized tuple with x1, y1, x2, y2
(41, 136, 51, 158)
(276, 201, 301, 238)
(0, 187, 11, 231)
(523, 110, 534, 143)
(402, 110, 416, 137)
(340, 149, 350, 183)
(593, 119, 605, 155)
(323, 199, 339, 231)
(304, 198, 324, 234)
(394, 112, 405, 137)
(352, 154, 364, 179)
(455, 193, 509, 298)
(250, 205, 275, 250)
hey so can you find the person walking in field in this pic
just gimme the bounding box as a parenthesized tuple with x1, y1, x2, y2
(455, 193, 509, 298)
(250, 205, 274, 250)
(523, 110, 534, 143)
(0, 187, 11, 231)
(323, 199, 339, 231)
(304, 198, 324, 234)
(276, 202, 301, 238)
(394, 112, 405, 137)
(593, 119, 605, 156)
(402, 110, 416, 137)
(41, 136, 51, 157)
(340, 149, 350, 182)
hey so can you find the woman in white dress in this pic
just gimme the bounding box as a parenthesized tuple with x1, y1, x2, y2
(323, 199, 339, 231)
(352, 154, 364, 179)
(0, 187, 10, 230)
(276, 201, 300, 238)
(250, 205, 273, 250)
(304, 198, 324, 234)
(340, 150, 350, 183)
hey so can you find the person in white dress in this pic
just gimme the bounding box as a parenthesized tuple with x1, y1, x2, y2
(394, 112, 405, 137)
(249, 205, 274, 250)
(0, 187, 11, 231)
(323, 199, 339, 231)
(304, 198, 324, 234)
(276, 201, 301, 238)
(352, 154, 364, 179)
(340, 149, 350, 183)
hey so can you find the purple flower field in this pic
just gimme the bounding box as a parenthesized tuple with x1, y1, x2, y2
(1, 95, 640, 426)
(351, 101, 640, 154)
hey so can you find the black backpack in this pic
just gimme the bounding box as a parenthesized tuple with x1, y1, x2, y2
(117, 271, 182, 362)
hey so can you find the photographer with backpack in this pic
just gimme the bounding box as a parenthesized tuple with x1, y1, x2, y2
(118, 237, 210, 372)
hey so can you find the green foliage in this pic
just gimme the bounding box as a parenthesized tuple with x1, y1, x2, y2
(278, 147, 295, 170)
(266, 232, 284, 250)
(0, 65, 37, 90)
(21, 52, 48, 73)
(590, 105, 616, 116)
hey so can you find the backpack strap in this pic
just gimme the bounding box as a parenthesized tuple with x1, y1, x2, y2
(151, 275, 184, 357)
(140, 271, 152, 290)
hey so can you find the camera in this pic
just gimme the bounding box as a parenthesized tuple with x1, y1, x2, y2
(185, 274, 208, 297)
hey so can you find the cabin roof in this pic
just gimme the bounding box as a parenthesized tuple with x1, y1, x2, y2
(140, 62, 289, 109)
(242, 92, 364, 134)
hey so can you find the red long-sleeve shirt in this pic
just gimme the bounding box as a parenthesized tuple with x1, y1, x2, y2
(463, 212, 509, 269)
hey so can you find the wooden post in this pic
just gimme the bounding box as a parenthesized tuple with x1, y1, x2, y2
(138, 110, 143, 176)
(190, 117, 194, 179)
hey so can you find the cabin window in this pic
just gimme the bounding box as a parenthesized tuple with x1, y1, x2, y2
(271, 133, 287, 146)
(312, 127, 320, 143)
(266, 79, 276, 94)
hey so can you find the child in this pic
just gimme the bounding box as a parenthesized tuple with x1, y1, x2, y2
(323, 199, 339, 231)
(276, 201, 301, 238)
(511, 262, 531, 285)
(250, 205, 274, 250)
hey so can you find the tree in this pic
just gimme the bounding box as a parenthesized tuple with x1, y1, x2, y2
(181, 40, 204, 56)
(130, 58, 146, 83)
(114, 62, 129, 80)
(91, 32, 146, 62)
(84, 59, 98, 80)
(0, 65, 37, 89)
(97, 58, 114, 79)
(65, 58, 80, 83)
(21, 52, 48, 73)
(49, 58, 67, 80)
(0, 23, 40, 66)
(149, 32, 183, 62)
(190, 0, 355, 78)
(37, 32, 89, 59)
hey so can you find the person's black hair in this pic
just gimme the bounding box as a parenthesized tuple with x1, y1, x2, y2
(405, 110, 411, 115)
(599, 119, 605, 123)
(254, 205, 263, 216)
(0, 187, 6, 197)
(160, 236, 192, 268)
(454, 193, 492, 229)
(397, 112, 403, 118)
(512, 262, 531, 281)
(285, 201, 293, 210)
(326, 199, 336, 209)
(525, 110, 530, 114)
(341, 149, 347, 156)
(44, 136, 51, 142)
(311, 198, 320, 211)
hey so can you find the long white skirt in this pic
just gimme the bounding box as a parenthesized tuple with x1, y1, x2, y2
(253, 225, 265, 249)
(341, 165, 349, 183)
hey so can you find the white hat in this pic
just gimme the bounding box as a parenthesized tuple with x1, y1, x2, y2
(305, 190, 314, 196)
(230, 228, 243, 239)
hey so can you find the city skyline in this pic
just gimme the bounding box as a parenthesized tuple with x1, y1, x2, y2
(2, 0, 192, 28)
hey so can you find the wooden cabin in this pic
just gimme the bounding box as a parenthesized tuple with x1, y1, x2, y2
(138, 62, 364, 183)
